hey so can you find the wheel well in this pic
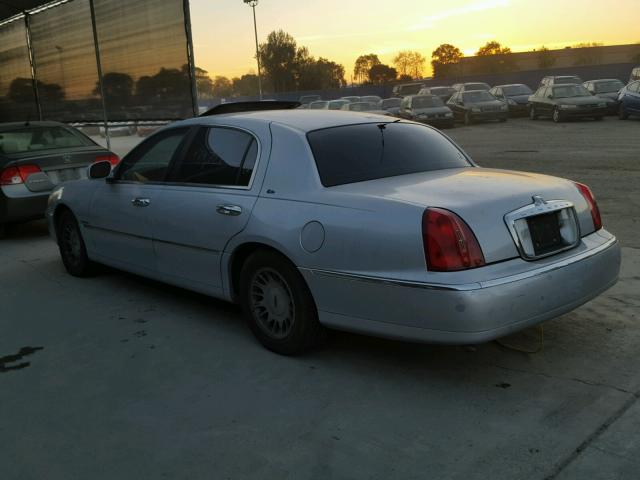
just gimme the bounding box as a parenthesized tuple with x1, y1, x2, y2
(229, 242, 293, 301)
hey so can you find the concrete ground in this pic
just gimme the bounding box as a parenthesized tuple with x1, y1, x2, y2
(1, 116, 639, 480)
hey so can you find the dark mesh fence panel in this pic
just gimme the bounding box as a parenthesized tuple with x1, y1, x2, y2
(29, 0, 103, 122)
(93, 0, 194, 121)
(0, 19, 38, 122)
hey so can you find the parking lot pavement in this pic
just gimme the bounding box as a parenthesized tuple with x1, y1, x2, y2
(1, 117, 639, 480)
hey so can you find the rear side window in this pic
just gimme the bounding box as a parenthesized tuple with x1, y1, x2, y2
(307, 122, 470, 187)
(170, 127, 258, 187)
(0, 126, 91, 154)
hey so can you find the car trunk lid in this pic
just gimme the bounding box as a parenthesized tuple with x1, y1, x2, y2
(330, 167, 593, 264)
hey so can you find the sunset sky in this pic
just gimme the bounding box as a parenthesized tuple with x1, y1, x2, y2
(189, 0, 639, 81)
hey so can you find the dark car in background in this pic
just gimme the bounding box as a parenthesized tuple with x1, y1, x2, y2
(489, 84, 533, 116)
(398, 94, 454, 128)
(583, 79, 625, 114)
(447, 90, 508, 125)
(392, 82, 425, 98)
(309, 101, 329, 110)
(418, 86, 456, 102)
(339, 96, 360, 103)
(380, 98, 402, 115)
(0, 121, 117, 236)
(618, 80, 640, 119)
(452, 82, 491, 93)
(539, 75, 583, 88)
(360, 95, 382, 106)
(326, 99, 351, 110)
(528, 84, 607, 122)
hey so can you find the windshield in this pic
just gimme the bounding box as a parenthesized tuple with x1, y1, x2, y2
(309, 101, 328, 109)
(381, 98, 401, 108)
(431, 87, 454, 96)
(462, 91, 495, 103)
(503, 85, 532, 95)
(594, 80, 624, 93)
(553, 85, 590, 98)
(328, 100, 348, 110)
(0, 126, 91, 154)
(412, 96, 444, 108)
(348, 102, 376, 111)
(308, 122, 469, 187)
(399, 84, 423, 95)
(555, 77, 582, 85)
(466, 83, 490, 91)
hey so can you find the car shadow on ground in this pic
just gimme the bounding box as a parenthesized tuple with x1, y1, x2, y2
(2, 219, 49, 240)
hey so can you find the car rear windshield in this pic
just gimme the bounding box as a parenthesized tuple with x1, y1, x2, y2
(0, 126, 91, 154)
(594, 80, 624, 93)
(381, 98, 401, 108)
(399, 84, 423, 95)
(307, 122, 470, 187)
(503, 85, 532, 95)
(462, 91, 494, 102)
(466, 83, 490, 91)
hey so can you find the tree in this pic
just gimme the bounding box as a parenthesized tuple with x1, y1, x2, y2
(473, 41, 517, 73)
(258, 30, 298, 92)
(572, 42, 604, 66)
(476, 41, 511, 56)
(354, 54, 381, 83)
(232, 74, 260, 96)
(194, 67, 215, 98)
(94, 72, 133, 105)
(536, 46, 556, 69)
(212, 75, 233, 98)
(368, 64, 397, 85)
(431, 44, 463, 78)
(393, 51, 426, 79)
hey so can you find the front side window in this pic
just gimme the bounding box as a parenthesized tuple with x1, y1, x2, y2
(170, 127, 258, 187)
(308, 122, 470, 187)
(116, 128, 188, 183)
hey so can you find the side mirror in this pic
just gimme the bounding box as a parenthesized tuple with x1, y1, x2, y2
(88, 160, 111, 179)
(24, 171, 54, 193)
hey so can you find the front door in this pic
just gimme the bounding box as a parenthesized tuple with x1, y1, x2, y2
(86, 127, 191, 275)
(150, 126, 266, 295)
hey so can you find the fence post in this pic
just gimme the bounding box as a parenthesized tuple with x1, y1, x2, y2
(183, 0, 199, 117)
(24, 13, 42, 121)
(88, 0, 110, 150)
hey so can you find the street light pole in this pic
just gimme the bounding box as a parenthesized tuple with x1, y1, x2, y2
(243, 0, 262, 99)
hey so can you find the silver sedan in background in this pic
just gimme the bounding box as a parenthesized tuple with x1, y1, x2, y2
(47, 108, 620, 355)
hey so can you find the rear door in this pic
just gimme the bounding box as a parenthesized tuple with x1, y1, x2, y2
(150, 125, 266, 294)
(86, 127, 191, 274)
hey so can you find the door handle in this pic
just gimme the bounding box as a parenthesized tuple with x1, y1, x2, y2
(131, 197, 151, 207)
(216, 204, 242, 216)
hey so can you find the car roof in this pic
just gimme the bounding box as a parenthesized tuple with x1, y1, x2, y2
(179, 110, 393, 133)
(590, 78, 621, 83)
(494, 83, 528, 87)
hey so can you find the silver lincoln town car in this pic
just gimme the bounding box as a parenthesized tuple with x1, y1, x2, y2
(47, 104, 620, 355)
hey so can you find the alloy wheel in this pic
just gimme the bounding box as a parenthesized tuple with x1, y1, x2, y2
(249, 267, 295, 340)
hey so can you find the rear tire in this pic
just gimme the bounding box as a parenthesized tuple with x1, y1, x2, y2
(239, 250, 324, 355)
(56, 210, 94, 277)
(619, 104, 629, 120)
(529, 106, 538, 120)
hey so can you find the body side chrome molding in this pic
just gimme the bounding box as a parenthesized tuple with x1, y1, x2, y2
(300, 235, 617, 292)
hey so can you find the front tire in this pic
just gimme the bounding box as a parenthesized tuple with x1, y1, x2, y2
(552, 108, 563, 123)
(529, 106, 538, 120)
(240, 250, 324, 355)
(56, 210, 93, 277)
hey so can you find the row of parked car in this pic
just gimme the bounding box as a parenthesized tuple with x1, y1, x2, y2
(300, 72, 640, 127)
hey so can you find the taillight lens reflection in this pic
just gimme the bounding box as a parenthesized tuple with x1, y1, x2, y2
(574, 182, 602, 231)
(95, 153, 120, 166)
(423, 208, 486, 272)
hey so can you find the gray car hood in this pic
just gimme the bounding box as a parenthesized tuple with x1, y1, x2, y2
(556, 96, 601, 106)
(508, 94, 531, 104)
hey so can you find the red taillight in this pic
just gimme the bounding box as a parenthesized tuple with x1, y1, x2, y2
(95, 153, 120, 166)
(0, 164, 41, 185)
(422, 208, 486, 272)
(574, 182, 602, 231)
